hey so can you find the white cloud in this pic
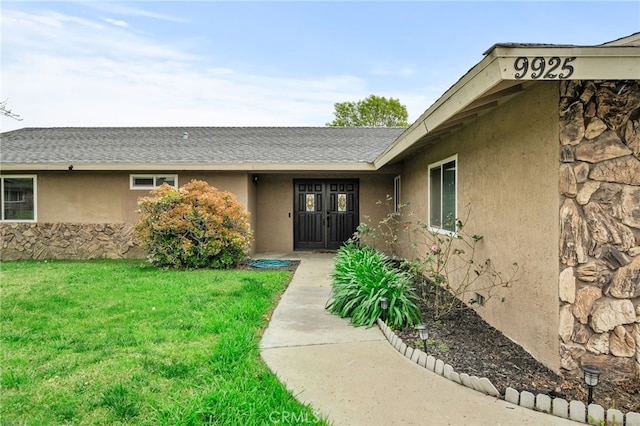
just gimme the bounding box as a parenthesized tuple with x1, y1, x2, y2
(85, 2, 188, 23)
(0, 7, 373, 132)
(103, 17, 129, 28)
(0, 5, 439, 133)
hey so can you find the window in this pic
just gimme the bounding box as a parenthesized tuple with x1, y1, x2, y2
(428, 156, 457, 232)
(130, 175, 178, 190)
(1, 175, 36, 222)
(393, 175, 401, 214)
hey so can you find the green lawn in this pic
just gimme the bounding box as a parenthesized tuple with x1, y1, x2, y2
(0, 260, 325, 425)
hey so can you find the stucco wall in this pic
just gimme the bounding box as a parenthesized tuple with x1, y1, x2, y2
(246, 175, 258, 256)
(31, 171, 250, 223)
(38, 171, 137, 223)
(1, 171, 250, 259)
(253, 173, 396, 253)
(1, 169, 397, 258)
(398, 82, 561, 372)
(253, 174, 295, 253)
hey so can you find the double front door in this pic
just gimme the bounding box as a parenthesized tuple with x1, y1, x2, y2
(294, 179, 359, 250)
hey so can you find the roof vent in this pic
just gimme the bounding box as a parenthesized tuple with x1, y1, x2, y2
(183, 132, 189, 139)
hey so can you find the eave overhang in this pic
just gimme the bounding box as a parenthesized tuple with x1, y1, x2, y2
(374, 45, 640, 168)
(0, 162, 380, 172)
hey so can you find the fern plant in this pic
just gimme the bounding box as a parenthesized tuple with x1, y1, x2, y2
(326, 243, 420, 328)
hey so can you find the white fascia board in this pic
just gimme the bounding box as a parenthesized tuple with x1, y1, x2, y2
(242, 162, 379, 171)
(494, 46, 640, 80)
(374, 45, 640, 168)
(375, 53, 503, 167)
(372, 123, 428, 168)
(0, 162, 378, 172)
(0, 163, 75, 171)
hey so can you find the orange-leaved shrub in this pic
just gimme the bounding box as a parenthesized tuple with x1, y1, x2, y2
(135, 179, 252, 269)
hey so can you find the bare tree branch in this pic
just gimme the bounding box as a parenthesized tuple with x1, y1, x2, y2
(1, 99, 23, 121)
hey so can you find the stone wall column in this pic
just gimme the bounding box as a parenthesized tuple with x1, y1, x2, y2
(559, 80, 640, 381)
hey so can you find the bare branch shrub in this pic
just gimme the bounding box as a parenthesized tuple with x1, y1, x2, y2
(356, 197, 519, 319)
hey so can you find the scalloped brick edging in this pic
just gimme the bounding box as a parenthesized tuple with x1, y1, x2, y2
(376, 319, 640, 425)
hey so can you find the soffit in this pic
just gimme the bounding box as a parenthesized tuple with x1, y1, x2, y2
(375, 43, 640, 167)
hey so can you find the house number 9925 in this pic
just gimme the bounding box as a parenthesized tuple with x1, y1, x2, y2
(513, 56, 576, 79)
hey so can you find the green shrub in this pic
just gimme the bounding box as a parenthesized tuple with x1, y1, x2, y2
(136, 179, 252, 269)
(326, 243, 420, 328)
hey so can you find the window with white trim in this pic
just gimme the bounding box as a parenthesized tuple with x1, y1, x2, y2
(1, 175, 37, 222)
(130, 175, 178, 190)
(428, 156, 457, 232)
(393, 175, 401, 214)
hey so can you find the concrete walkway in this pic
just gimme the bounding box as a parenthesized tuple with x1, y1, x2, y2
(259, 252, 579, 426)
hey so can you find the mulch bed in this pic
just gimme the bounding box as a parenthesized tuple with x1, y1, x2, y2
(395, 283, 640, 414)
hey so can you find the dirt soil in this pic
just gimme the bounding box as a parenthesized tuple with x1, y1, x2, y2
(395, 284, 640, 414)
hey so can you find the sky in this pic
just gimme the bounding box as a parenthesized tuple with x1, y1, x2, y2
(1, 1, 639, 132)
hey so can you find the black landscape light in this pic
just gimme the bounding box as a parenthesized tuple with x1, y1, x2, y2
(379, 297, 389, 322)
(416, 324, 429, 352)
(582, 365, 602, 405)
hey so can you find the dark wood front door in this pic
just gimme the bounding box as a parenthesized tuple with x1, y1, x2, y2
(294, 179, 359, 250)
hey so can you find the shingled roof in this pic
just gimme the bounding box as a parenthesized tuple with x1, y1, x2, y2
(0, 127, 406, 171)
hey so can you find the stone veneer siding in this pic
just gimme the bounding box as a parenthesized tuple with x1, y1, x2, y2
(0, 223, 144, 260)
(558, 80, 640, 381)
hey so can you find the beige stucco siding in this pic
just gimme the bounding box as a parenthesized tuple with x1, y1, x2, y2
(24, 170, 395, 255)
(246, 175, 258, 255)
(359, 173, 399, 233)
(253, 173, 397, 253)
(37, 171, 137, 223)
(253, 174, 295, 253)
(34, 171, 250, 224)
(398, 82, 561, 372)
